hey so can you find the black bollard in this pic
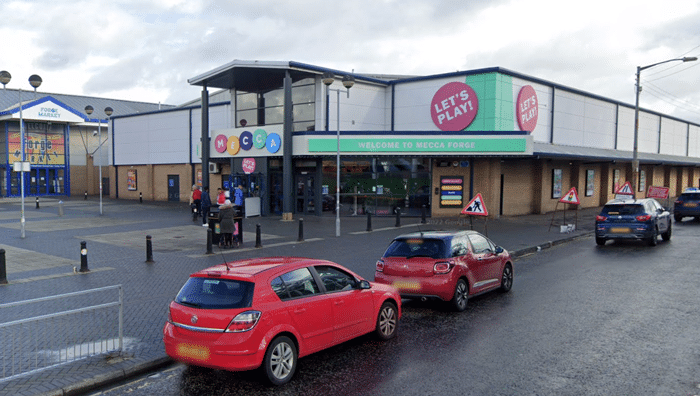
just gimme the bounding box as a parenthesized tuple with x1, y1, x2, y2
(255, 224, 262, 248)
(206, 228, 213, 254)
(139, 192, 143, 203)
(0, 249, 7, 285)
(79, 241, 89, 272)
(192, 207, 198, 222)
(146, 235, 154, 263)
(395, 208, 401, 227)
(421, 205, 427, 224)
(366, 211, 372, 232)
(84, 190, 88, 200)
(298, 218, 304, 242)
(36, 196, 40, 209)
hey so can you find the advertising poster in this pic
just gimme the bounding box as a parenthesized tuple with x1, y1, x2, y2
(440, 176, 464, 208)
(586, 170, 595, 197)
(8, 131, 66, 165)
(127, 169, 138, 191)
(552, 169, 562, 199)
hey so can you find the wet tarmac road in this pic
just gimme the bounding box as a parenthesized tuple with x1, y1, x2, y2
(89, 221, 700, 396)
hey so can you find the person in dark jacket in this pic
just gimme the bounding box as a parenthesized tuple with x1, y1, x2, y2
(219, 199, 235, 248)
(201, 187, 212, 226)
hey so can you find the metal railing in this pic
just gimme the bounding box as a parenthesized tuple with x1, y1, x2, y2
(0, 285, 123, 382)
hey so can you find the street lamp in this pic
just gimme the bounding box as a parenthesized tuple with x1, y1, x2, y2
(85, 105, 113, 215)
(632, 56, 697, 195)
(322, 73, 355, 237)
(0, 71, 42, 238)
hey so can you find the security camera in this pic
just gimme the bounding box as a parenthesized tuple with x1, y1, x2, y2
(92, 131, 98, 136)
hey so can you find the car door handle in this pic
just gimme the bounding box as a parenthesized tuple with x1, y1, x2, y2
(293, 308, 306, 314)
(334, 300, 344, 306)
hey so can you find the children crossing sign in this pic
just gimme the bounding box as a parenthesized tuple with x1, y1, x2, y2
(462, 193, 488, 216)
(559, 187, 580, 205)
(615, 181, 634, 197)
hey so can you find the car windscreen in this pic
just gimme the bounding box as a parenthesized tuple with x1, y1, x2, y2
(601, 204, 644, 215)
(175, 277, 254, 309)
(383, 238, 448, 259)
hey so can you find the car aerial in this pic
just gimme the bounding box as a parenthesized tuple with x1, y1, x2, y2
(374, 230, 513, 312)
(595, 198, 671, 246)
(673, 187, 700, 222)
(163, 257, 401, 386)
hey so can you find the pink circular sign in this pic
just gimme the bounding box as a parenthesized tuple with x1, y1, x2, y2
(214, 134, 228, 153)
(242, 158, 256, 174)
(431, 82, 478, 131)
(516, 85, 538, 133)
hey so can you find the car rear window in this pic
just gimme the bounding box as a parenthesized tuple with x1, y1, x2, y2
(680, 193, 700, 200)
(383, 238, 448, 259)
(176, 277, 254, 309)
(601, 204, 644, 215)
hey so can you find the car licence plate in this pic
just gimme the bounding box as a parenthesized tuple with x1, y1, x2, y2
(176, 343, 210, 361)
(393, 280, 421, 292)
(610, 227, 631, 233)
(684, 203, 698, 207)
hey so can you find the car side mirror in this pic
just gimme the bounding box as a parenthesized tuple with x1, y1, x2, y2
(495, 246, 504, 254)
(359, 280, 371, 289)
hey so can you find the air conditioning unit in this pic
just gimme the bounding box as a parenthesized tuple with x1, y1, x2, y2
(208, 162, 220, 174)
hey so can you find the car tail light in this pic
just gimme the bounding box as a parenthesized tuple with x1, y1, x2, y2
(635, 214, 652, 222)
(375, 260, 385, 272)
(167, 308, 173, 324)
(433, 260, 454, 274)
(675, 200, 682, 204)
(225, 311, 261, 333)
(595, 215, 607, 221)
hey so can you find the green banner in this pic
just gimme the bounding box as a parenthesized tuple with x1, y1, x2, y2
(308, 137, 527, 153)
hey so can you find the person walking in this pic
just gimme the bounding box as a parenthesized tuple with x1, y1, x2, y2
(219, 199, 235, 248)
(191, 185, 202, 217)
(216, 187, 226, 206)
(201, 187, 211, 227)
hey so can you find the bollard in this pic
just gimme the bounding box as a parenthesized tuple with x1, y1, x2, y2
(366, 211, 372, 232)
(84, 190, 88, 200)
(0, 249, 7, 285)
(79, 241, 89, 273)
(255, 224, 262, 248)
(395, 208, 401, 227)
(206, 228, 213, 254)
(146, 235, 154, 263)
(58, 200, 64, 216)
(421, 205, 427, 224)
(139, 192, 143, 203)
(298, 218, 304, 242)
(192, 207, 198, 222)
(36, 196, 40, 209)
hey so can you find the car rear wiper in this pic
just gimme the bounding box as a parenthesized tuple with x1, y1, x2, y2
(178, 301, 201, 308)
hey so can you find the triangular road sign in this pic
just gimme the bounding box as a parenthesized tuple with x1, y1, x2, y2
(615, 181, 634, 196)
(559, 187, 580, 205)
(462, 193, 488, 216)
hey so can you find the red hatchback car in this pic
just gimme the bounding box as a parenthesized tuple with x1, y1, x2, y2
(374, 231, 513, 311)
(163, 257, 401, 386)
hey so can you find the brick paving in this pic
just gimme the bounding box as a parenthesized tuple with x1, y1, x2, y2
(0, 196, 597, 396)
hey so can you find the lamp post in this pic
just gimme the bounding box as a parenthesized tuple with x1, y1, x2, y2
(0, 71, 42, 238)
(632, 56, 697, 195)
(85, 106, 113, 215)
(322, 73, 355, 237)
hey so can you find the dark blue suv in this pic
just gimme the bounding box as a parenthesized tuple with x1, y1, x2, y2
(595, 198, 671, 246)
(673, 187, 700, 222)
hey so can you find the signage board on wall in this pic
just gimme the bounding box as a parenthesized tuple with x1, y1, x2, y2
(307, 136, 531, 154)
(431, 82, 479, 131)
(440, 176, 464, 208)
(211, 127, 282, 158)
(516, 85, 538, 133)
(8, 131, 65, 165)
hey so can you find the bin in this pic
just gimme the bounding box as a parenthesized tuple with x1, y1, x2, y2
(208, 208, 221, 245)
(233, 206, 243, 245)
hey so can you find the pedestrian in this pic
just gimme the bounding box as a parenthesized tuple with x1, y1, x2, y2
(201, 187, 211, 227)
(216, 187, 226, 206)
(191, 185, 202, 216)
(219, 199, 235, 248)
(234, 184, 244, 206)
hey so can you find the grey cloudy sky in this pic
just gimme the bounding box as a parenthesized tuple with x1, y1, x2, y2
(3, 0, 700, 123)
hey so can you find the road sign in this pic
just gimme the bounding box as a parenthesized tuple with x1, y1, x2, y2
(646, 186, 669, 199)
(615, 181, 634, 196)
(559, 187, 580, 205)
(462, 193, 488, 216)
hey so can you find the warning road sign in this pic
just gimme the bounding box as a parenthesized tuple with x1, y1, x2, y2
(559, 187, 580, 205)
(462, 193, 488, 216)
(615, 181, 634, 196)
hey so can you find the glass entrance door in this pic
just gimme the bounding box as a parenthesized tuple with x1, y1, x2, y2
(295, 175, 315, 214)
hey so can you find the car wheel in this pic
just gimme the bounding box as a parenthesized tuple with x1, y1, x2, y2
(375, 301, 398, 340)
(647, 227, 658, 246)
(662, 222, 672, 241)
(674, 214, 682, 222)
(595, 237, 606, 246)
(499, 263, 513, 292)
(263, 336, 297, 386)
(451, 279, 469, 312)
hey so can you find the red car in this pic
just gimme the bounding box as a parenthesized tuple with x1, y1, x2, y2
(374, 231, 513, 311)
(163, 257, 401, 386)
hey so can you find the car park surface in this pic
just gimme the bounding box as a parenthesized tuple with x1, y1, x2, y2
(595, 198, 672, 246)
(163, 256, 401, 385)
(374, 230, 513, 311)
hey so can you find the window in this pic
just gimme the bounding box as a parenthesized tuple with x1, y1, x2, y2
(468, 234, 492, 254)
(383, 238, 447, 259)
(277, 268, 320, 299)
(235, 78, 315, 130)
(314, 266, 358, 292)
(176, 277, 254, 309)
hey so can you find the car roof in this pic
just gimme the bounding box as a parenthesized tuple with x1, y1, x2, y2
(393, 230, 481, 241)
(604, 198, 653, 205)
(682, 187, 700, 193)
(191, 257, 336, 279)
